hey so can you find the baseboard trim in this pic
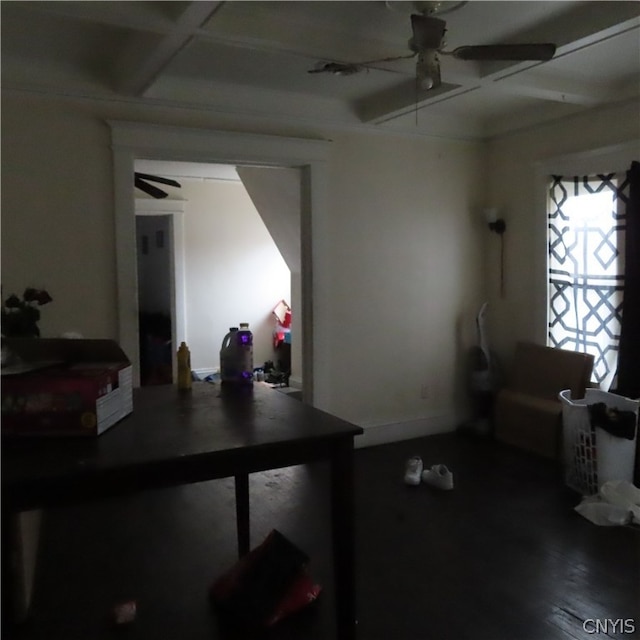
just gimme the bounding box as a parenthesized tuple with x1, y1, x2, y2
(192, 367, 217, 379)
(288, 376, 303, 390)
(355, 415, 457, 449)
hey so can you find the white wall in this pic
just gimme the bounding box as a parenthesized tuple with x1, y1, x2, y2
(485, 100, 640, 376)
(1, 91, 486, 444)
(236, 166, 303, 385)
(317, 133, 487, 442)
(176, 179, 290, 372)
(1, 98, 118, 338)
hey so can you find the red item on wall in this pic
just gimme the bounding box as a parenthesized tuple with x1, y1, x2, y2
(272, 300, 291, 329)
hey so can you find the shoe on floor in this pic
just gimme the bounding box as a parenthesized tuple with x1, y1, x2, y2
(422, 464, 454, 490)
(404, 456, 423, 486)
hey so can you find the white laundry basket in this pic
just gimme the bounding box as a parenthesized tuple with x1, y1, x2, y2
(559, 389, 639, 496)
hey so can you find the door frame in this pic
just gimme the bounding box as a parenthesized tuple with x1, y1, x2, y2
(110, 121, 330, 404)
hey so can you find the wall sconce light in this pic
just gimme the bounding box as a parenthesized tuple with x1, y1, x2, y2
(484, 208, 506, 298)
(485, 208, 506, 234)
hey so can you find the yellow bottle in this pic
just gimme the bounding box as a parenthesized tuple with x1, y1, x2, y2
(177, 342, 192, 390)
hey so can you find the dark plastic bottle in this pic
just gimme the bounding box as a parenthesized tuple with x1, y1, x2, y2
(220, 324, 253, 385)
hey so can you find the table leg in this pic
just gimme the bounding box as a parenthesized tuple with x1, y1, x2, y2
(331, 439, 357, 640)
(2, 508, 21, 633)
(234, 473, 250, 557)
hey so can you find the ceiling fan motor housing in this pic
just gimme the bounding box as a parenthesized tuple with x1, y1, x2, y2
(409, 14, 447, 52)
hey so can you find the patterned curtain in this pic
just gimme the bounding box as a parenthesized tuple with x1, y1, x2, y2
(547, 173, 628, 389)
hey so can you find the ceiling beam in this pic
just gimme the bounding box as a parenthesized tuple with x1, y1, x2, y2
(114, 1, 224, 96)
(492, 72, 611, 107)
(4, 1, 176, 35)
(484, 16, 640, 106)
(354, 79, 465, 124)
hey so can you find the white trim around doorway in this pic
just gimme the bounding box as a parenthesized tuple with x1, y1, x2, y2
(109, 120, 330, 403)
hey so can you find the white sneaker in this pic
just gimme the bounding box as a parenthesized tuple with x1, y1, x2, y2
(404, 456, 423, 486)
(422, 464, 454, 490)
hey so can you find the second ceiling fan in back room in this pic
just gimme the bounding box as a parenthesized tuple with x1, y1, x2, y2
(134, 172, 181, 199)
(308, 1, 556, 90)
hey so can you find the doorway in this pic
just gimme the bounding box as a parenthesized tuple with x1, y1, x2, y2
(134, 160, 293, 386)
(134, 197, 187, 386)
(111, 121, 330, 404)
(136, 214, 173, 385)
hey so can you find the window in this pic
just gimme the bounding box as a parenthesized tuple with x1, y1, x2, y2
(547, 173, 628, 389)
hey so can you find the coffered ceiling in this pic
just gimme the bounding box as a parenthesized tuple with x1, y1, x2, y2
(2, 1, 639, 139)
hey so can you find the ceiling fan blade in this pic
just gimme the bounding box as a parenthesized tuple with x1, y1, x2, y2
(307, 62, 361, 75)
(410, 14, 447, 51)
(134, 172, 181, 188)
(135, 176, 168, 199)
(451, 43, 556, 61)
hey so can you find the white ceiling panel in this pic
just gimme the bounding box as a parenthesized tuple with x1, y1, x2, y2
(1, 0, 638, 140)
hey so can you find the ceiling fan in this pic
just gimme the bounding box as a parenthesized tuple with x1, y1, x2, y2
(134, 172, 181, 199)
(308, 1, 556, 90)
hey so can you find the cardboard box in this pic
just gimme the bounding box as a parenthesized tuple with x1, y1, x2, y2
(494, 341, 594, 460)
(1, 338, 132, 436)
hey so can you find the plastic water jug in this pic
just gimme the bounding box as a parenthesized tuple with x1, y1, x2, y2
(220, 324, 253, 385)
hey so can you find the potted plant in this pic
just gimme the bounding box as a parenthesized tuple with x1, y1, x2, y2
(1, 288, 53, 338)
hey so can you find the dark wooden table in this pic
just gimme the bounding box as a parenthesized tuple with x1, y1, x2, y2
(2, 383, 363, 639)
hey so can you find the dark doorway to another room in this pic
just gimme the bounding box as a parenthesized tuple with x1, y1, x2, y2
(136, 215, 173, 386)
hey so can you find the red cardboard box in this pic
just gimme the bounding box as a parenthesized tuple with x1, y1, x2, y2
(1, 338, 133, 436)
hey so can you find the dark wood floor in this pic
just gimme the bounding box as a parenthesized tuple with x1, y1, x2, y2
(12, 432, 640, 640)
